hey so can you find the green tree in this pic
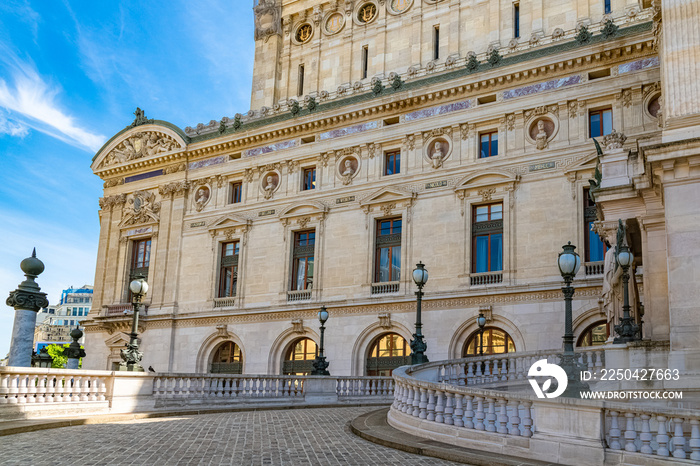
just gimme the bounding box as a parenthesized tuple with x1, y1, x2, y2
(45, 344, 67, 368)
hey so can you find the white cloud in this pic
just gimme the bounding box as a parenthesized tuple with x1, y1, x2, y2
(0, 61, 105, 152)
(0, 113, 29, 137)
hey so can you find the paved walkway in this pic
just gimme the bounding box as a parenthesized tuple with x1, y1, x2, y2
(0, 407, 462, 466)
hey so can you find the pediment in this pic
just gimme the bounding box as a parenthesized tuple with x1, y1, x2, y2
(359, 187, 415, 207)
(105, 333, 129, 347)
(279, 201, 328, 220)
(563, 152, 599, 174)
(92, 123, 187, 172)
(208, 215, 251, 232)
(454, 169, 519, 191)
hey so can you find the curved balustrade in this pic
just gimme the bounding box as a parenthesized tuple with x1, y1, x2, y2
(336, 376, 394, 398)
(0, 369, 108, 405)
(427, 347, 605, 386)
(153, 375, 305, 400)
(390, 359, 700, 465)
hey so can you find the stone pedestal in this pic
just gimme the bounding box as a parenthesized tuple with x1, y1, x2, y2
(66, 358, 80, 370)
(8, 309, 39, 367)
(304, 377, 338, 404)
(599, 147, 631, 189)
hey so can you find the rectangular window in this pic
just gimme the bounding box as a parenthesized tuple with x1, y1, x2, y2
(513, 3, 520, 38)
(433, 26, 440, 60)
(218, 241, 240, 298)
(230, 182, 242, 204)
(362, 45, 369, 80)
(589, 108, 613, 138)
(583, 188, 607, 262)
(384, 151, 401, 176)
(302, 167, 316, 191)
(298, 64, 305, 96)
(375, 218, 402, 282)
(480, 131, 499, 158)
(292, 231, 315, 290)
(130, 238, 151, 293)
(604, 0, 611, 14)
(472, 204, 503, 273)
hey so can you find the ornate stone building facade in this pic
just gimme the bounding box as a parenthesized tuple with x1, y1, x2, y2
(83, 0, 700, 376)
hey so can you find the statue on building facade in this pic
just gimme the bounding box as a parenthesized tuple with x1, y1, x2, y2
(535, 120, 549, 150)
(431, 141, 445, 168)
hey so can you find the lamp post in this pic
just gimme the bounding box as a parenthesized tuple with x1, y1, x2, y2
(477, 312, 487, 356)
(120, 274, 148, 372)
(557, 242, 589, 397)
(410, 262, 429, 365)
(613, 244, 639, 343)
(31, 347, 53, 368)
(311, 306, 330, 376)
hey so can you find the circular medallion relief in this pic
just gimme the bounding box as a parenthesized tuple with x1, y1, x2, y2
(295, 23, 313, 44)
(194, 185, 211, 212)
(424, 136, 452, 169)
(260, 172, 280, 199)
(337, 156, 360, 185)
(647, 95, 660, 118)
(528, 117, 556, 150)
(357, 2, 378, 24)
(388, 0, 413, 15)
(324, 12, 345, 35)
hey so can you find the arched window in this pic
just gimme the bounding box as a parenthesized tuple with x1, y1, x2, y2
(463, 328, 515, 356)
(577, 321, 608, 347)
(366, 333, 410, 376)
(210, 341, 243, 374)
(282, 338, 317, 375)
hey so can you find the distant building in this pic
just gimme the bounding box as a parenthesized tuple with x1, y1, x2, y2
(34, 285, 93, 351)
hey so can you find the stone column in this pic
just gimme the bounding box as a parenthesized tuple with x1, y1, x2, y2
(64, 327, 86, 370)
(5, 249, 49, 367)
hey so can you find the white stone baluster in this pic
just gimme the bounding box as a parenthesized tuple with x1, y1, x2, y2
(453, 394, 464, 427)
(521, 401, 533, 438)
(16, 375, 28, 404)
(464, 395, 475, 429)
(623, 412, 637, 452)
(401, 386, 411, 413)
(88, 377, 98, 401)
(508, 400, 521, 436)
(672, 417, 686, 459)
(458, 363, 466, 386)
(444, 392, 454, 425)
(98, 377, 107, 402)
(497, 399, 508, 434)
(426, 389, 436, 421)
(0, 374, 9, 404)
(475, 360, 483, 381)
(500, 359, 508, 381)
(608, 411, 622, 450)
(690, 419, 700, 461)
(25, 374, 37, 403)
(656, 415, 670, 457)
(474, 396, 485, 431)
(418, 388, 427, 419)
(485, 398, 497, 432)
(411, 387, 421, 417)
(466, 362, 475, 385)
(35, 375, 47, 404)
(639, 414, 652, 454)
(435, 390, 445, 423)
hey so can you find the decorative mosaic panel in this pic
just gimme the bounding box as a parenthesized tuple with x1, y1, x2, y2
(502, 75, 582, 100)
(318, 121, 379, 141)
(618, 57, 660, 75)
(243, 139, 299, 157)
(403, 100, 472, 122)
(124, 169, 164, 184)
(189, 155, 227, 170)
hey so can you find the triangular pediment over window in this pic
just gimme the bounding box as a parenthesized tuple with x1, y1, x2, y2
(279, 201, 328, 221)
(359, 186, 415, 208)
(208, 215, 251, 233)
(454, 169, 519, 192)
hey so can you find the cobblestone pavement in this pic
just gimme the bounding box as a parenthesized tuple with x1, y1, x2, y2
(0, 407, 462, 466)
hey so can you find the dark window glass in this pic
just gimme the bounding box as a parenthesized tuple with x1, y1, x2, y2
(375, 218, 402, 282)
(283, 338, 317, 375)
(230, 182, 242, 204)
(577, 321, 609, 347)
(384, 151, 401, 175)
(292, 230, 315, 290)
(514, 4, 520, 38)
(589, 109, 613, 138)
(210, 341, 242, 374)
(472, 204, 503, 273)
(362, 46, 369, 80)
(583, 188, 608, 262)
(433, 26, 440, 60)
(480, 131, 498, 158)
(218, 241, 239, 298)
(298, 64, 305, 96)
(464, 328, 516, 356)
(604, 0, 611, 14)
(366, 333, 410, 376)
(302, 168, 316, 190)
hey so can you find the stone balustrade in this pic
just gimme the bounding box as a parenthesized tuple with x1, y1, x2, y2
(371, 281, 400, 295)
(153, 374, 305, 401)
(390, 360, 700, 465)
(0, 369, 108, 405)
(286, 289, 312, 302)
(336, 376, 394, 399)
(429, 347, 605, 386)
(469, 272, 503, 286)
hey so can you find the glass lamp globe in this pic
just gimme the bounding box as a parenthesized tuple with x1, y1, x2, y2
(412, 262, 429, 287)
(318, 306, 329, 324)
(558, 242, 581, 278)
(129, 277, 149, 297)
(617, 245, 633, 267)
(477, 313, 487, 329)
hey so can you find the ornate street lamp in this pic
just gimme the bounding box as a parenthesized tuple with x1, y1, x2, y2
(311, 306, 330, 376)
(613, 244, 639, 343)
(557, 242, 588, 397)
(410, 262, 429, 365)
(120, 274, 149, 371)
(477, 312, 487, 356)
(31, 347, 53, 368)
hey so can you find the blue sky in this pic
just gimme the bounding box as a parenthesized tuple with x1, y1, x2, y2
(0, 1, 255, 357)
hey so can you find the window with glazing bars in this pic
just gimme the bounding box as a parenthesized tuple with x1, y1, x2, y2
(218, 241, 239, 297)
(384, 151, 401, 175)
(230, 182, 242, 204)
(375, 218, 402, 282)
(583, 188, 607, 262)
(302, 167, 316, 190)
(589, 108, 612, 138)
(472, 204, 503, 273)
(480, 131, 499, 158)
(292, 230, 315, 290)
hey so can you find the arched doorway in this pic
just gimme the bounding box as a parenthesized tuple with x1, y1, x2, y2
(463, 327, 516, 356)
(577, 321, 608, 347)
(210, 341, 243, 374)
(282, 338, 317, 375)
(366, 333, 411, 376)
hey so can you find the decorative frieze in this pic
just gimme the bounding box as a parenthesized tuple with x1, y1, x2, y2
(104, 131, 181, 167)
(120, 191, 161, 226)
(98, 194, 127, 210)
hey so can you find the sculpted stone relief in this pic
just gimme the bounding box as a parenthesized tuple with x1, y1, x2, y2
(261, 172, 280, 200)
(121, 191, 161, 226)
(338, 156, 359, 185)
(195, 186, 211, 212)
(105, 131, 181, 166)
